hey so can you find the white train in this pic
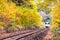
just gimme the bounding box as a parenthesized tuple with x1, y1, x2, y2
(44, 22, 50, 28)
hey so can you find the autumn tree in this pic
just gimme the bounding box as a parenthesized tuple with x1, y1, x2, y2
(0, 0, 42, 32)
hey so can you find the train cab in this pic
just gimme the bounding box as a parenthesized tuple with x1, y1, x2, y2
(44, 22, 50, 28)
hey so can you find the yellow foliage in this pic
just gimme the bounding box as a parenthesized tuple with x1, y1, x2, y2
(0, 0, 42, 30)
(51, 4, 60, 28)
(50, 22, 58, 29)
(29, 1, 37, 9)
(24, 9, 42, 27)
(51, 4, 60, 22)
(0, 22, 3, 26)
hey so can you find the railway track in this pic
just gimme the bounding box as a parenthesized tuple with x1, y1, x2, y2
(0, 30, 34, 40)
(16, 28, 46, 40)
(0, 28, 50, 40)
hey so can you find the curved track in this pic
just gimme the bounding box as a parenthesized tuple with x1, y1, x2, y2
(0, 28, 50, 40)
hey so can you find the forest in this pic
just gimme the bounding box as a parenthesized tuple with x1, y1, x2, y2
(0, 0, 60, 40)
